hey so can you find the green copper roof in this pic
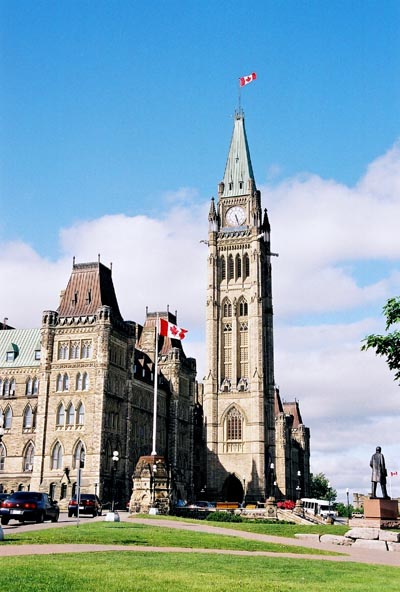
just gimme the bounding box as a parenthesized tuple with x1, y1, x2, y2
(0, 328, 41, 369)
(221, 111, 255, 197)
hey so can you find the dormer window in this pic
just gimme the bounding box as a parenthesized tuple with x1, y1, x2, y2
(6, 343, 18, 362)
(86, 289, 92, 304)
(239, 181, 243, 189)
(229, 182, 233, 191)
(34, 349, 41, 360)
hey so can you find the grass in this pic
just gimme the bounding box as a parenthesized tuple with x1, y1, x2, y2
(0, 551, 399, 592)
(3, 520, 339, 555)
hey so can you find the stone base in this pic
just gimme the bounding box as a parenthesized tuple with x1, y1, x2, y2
(364, 498, 398, 520)
(349, 518, 400, 529)
(105, 511, 120, 522)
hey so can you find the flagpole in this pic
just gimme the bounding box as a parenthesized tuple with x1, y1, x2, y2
(389, 474, 392, 498)
(238, 78, 241, 113)
(151, 314, 159, 456)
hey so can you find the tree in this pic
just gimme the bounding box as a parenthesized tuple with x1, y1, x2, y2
(361, 297, 400, 383)
(310, 472, 337, 502)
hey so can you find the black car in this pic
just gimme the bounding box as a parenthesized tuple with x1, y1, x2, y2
(0, 493, 10, 505)
(68, 494, 102, 517)
(0, 491, 59, 525)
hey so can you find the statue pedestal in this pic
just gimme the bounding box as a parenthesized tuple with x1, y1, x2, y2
(364, 498, 398, 520)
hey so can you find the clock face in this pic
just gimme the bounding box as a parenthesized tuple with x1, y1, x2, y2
(226, 206, 246, 227)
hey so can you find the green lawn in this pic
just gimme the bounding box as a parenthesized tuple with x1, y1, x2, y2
(3, 521, 338, 555)
(0, 551, 399, 592)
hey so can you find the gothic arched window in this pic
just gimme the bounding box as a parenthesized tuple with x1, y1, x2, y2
(226, 407, 243, 441)
(23, 442, 35, 472)
(51, 442, 63, 470)
(26, 377, 33, 396)
(4, 406, 12, 429)
(73, 441, 86, 469)
(77, 402, 85, 425)
(63, 373, 69, 392)
(223, 323, 232, 380)
(243, 253, 250, 279)
(82, 372, 89, 391)
(23, 405, 33, 429)
(32, 377, 39, 395)
(239, 322, 249, 379)
(228, 255, 234, 280)
(223, 300, 232, 318)
(66, 403, 75, 426)
(56, 374, 63, 392)
(56, 403, 65, 426)
(76, 373, 82, 391)
(239, 298, 248, 317)
(236, 254, 242, 279)
(220, 256, 226, 281)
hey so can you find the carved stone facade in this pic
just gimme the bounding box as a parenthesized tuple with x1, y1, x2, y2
(0, 262, 197, 507)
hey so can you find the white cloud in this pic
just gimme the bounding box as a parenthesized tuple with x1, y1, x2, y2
(2, 146, 400, 499)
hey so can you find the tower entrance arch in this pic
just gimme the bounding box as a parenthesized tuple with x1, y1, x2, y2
(221, 474, 244, 503)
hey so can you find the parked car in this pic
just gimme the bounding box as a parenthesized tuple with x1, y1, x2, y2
(0, 493, 10, 505)
(68, 494, 102, 518)
(0, 492, 59, 525)
(187, 501, 215, 509)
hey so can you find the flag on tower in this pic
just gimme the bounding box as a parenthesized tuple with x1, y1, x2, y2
(239, 72, 257, 87)
(159, 318, 188, 341)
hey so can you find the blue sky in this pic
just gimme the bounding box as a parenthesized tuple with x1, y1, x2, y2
(1, 1, 400, 499)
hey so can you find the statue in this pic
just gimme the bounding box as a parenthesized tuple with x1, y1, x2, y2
(370, 446, 390, 499)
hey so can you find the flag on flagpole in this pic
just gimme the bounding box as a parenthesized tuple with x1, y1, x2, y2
(159, 318, 188, 341)
(239, 72, 257, 87)
(390, 471, 398, 477)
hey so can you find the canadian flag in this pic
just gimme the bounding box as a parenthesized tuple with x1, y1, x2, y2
(239, 72, 257, 87)
(159, 318, 188, 341)
(390, 471, 398, 477)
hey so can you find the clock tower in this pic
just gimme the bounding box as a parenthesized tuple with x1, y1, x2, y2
(203, 111, 275, 502)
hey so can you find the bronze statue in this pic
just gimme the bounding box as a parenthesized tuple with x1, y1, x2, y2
(370, 446, 390, 499)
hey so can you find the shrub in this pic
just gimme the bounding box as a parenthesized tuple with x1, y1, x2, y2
(277, 500, 296, 510)
(206, 511, 243, 522)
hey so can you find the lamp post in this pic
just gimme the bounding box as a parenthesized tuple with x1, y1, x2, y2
(149, 461, 158, 515)
(297, 470, 301, 500)
(346, 487, 350, 524)
(270, 463, 275, 498)
(111, 450, 119, 512)
(328, 481, 332, 518)
(242, 477, 246, 507)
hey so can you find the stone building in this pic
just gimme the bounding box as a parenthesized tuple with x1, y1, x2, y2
(0, 111, 310, 505)
(0, 262, 197, 506)
(202, 110, 310, 503)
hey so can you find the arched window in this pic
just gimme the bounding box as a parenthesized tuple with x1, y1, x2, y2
(32, 377, 39, 395)
(66, 403, 75, 426)
(58, 343, 68, 360)
(0, 378, 3, 396)
(56, 374, 63, 392)
(223, 323, 232, 380)
(220, 256, 226, 281)
(228, 255, 234, 280)
(82, 372, 89, 391)
(236, 254, 242, 279)
(223, 300, 232, 318)
(0, 442, 5, 470)
(51, 442, 63, 470)
(3, 379, 9, 397)
(243, 253, 250, 279)
(26, 378, 33, 396)
(32, 406, 37, 429)
(77, 402, 85, 425)
(226, 407, 243, 441)
(239, 322, 249, 379)
(239, 298, 248, 317)
(76, 373, 82, 391)
(23, 442, 35, 472)
(71, 342, 80, 359)
(56, 403, 65, 426)
(9, 379, 16, 396)
(63, 373, 69, 392)
(73, 441, 86, 469)
(61, 483, 67, 499)
(23, 405, 33, 429)
(82, 341, 92, 359)
(4, 407, 12, 429)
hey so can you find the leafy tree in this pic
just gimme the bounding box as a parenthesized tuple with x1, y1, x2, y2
(335, 502, 354, 518)
(361, 297, 400, 383)
(310, 472, 337, 502)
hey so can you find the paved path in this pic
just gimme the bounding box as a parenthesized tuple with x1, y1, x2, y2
(1, 514, 400, 567)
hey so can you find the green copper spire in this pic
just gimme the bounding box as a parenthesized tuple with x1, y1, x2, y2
(221, 111, 255, 197)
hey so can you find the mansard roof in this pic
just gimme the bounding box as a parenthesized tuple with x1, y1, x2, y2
(282, 401, 304, 428)
(58, 260, 122, 321)
(221, 111, 255, 197)
(0, 328, 41, 369)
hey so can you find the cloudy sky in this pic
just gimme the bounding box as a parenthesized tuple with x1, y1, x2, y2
(1, 1, 400, 501)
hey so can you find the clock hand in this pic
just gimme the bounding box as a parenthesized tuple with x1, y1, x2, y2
(235, 215, 240, 225)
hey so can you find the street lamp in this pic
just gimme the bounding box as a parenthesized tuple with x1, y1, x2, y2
(152, 462, 157, 505)
(242, 477, 246, 507)
(111, 450, 119, 512)
(297, 470, 302, 500)
(346, 487, 351, 524)
(270, 463, 275, 498)
(328, 481, 332, 518)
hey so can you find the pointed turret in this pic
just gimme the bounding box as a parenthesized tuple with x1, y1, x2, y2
(220, 111, 255, 197)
